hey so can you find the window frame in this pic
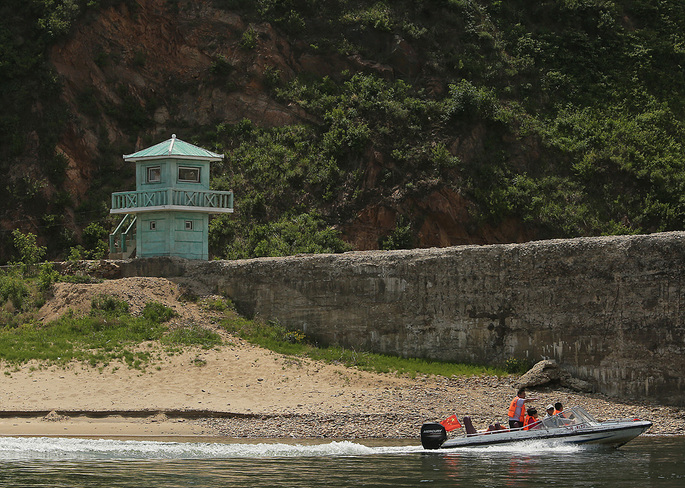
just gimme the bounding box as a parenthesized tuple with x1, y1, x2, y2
(178, 166, 201, 183)
(184, 220, 193, 231)
(147, 166, 161, 183)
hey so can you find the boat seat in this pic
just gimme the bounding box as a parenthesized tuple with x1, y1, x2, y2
(462, 416, 477, 435)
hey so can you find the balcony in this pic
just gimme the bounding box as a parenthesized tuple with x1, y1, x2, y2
(111, 188, 234, 214)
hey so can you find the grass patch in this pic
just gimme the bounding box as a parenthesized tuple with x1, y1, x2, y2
(221, 316, 506, 378)
(161, 324, 223, 349)
(201, 297, 234, 313)
(90, 294, 130, 316)
(0, 311, 166, 366)
(0, 282, 224, 368)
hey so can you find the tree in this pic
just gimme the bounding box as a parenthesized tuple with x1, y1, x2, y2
(12, 230, 47, 266)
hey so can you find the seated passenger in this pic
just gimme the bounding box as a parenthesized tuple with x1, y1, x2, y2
(554, 401, 574, 424)
(553, 402, 564, 416)
(524, 407, 540, 430)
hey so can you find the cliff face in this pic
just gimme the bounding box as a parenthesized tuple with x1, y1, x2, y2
(51, 0, 310, 202)
(22, 0, 533, 259)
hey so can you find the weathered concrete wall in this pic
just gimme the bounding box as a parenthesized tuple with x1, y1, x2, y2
(116, 232, 685, 406)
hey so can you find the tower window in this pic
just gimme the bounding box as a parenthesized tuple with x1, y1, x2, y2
(149, 221, 157, 230)
(178, 167, 200, 183)
(147, 166, 161, 183)
(185, 220, 193, 230)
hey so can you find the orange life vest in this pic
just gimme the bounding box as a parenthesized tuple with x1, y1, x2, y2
(508, 396, 525, 422)
(524, 415, 538, 430)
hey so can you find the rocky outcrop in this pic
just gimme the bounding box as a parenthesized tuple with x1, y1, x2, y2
(517, 360, 594, 393)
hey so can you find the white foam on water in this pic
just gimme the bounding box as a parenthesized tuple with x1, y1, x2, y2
(445, 439, 584, 456)
(0, 437, 422, 461)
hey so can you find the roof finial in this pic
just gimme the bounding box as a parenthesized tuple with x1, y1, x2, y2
(168, 134, 177, 155)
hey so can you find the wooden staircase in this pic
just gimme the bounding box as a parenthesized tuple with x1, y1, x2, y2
(109, 214, 137, 259)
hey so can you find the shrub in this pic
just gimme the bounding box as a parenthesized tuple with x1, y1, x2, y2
(141, 302, 178, 323)
(380, 216, 414, 250)
(81, 223, 109, 259)
(504, 357, 531, 375)
(37, 263, 60, 292)
(90, 294, 130, 316)
(202, 297, 233, 312)
(210, 56, 234, 76)
(240, 26, 258, 50)
(0, 271, 30, 310)
(12, 230, 47, 269)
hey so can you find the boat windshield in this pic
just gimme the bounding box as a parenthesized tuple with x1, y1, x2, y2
(540, 406, 598, 429)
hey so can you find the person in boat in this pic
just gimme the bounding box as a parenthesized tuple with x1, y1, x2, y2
(545, 404, 555, 417)
(524, 407, 540, 430)
(554, 402, 565, 416)
(508, 388, 537, 429)
(552, 401, 576, 425)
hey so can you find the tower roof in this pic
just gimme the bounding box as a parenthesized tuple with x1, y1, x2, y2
(123, 134, 224, 162)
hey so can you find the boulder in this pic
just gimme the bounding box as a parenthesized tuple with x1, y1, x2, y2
(517, 359, 594, 393)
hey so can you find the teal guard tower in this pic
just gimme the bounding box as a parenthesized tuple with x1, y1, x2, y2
(109, 135, 233, 260)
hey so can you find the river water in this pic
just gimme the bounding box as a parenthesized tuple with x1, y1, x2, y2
(0, 435, 681, 487)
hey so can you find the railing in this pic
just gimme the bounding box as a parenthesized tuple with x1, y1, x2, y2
(111, 189, 233, 212)
(109, 214, 137, 258)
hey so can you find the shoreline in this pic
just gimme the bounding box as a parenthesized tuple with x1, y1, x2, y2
(0, 406, 682, 440)
(2, 275, 682, 441)
(2, 345, 683, 440)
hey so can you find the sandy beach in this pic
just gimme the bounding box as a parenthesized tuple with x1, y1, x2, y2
(1, 277, 683, 440)
(2, 339, 683, 440)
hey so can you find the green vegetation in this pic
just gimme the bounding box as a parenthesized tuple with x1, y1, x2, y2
(3, 0, 685, 261)
(503, 357, 532, 375)
(0, 293, 165, 367)
(0, 246, 220, 369)
(221, 315, 506, 377)
(142, 301, 178, 323)
(11, 230, 47, 273)
(0, 288, 220, 369)
(204, 0, 685, 256)
(161, 325, 223, 349)
(0, 270, 34, 312)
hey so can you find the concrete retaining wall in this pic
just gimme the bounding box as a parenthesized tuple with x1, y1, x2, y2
(115, 232, 685, 406)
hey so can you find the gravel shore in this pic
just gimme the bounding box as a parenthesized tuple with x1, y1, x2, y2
(198, 376, 685, 439)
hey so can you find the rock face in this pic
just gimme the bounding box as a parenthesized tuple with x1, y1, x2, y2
(517, 360, 594, 392)
(115, 231, 685, 406)
(0, 0, 537, 261)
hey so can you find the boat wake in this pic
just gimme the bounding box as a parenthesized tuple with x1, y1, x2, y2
(446, 439, 584, 455)
(0, 437, 423, 461)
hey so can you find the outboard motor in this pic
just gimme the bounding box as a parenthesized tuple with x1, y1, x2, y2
(421, 422, 447, 450)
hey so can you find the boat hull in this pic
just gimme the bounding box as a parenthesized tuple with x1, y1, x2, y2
(435, 420, 652, 449)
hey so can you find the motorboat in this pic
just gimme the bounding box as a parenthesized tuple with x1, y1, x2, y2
(421, 406, 652, 449)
